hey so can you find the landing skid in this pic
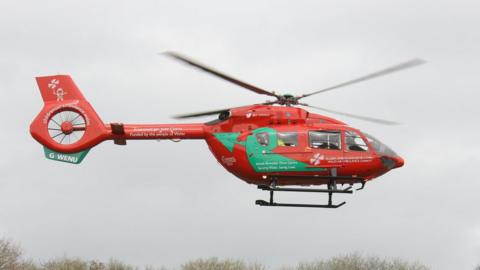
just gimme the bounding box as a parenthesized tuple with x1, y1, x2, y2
(255, 179, 366, 209)
(256, 199, 346, 208)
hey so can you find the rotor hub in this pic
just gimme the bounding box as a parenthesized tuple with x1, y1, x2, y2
(276, 94, 299, 106)
(61, 121, 74, 135)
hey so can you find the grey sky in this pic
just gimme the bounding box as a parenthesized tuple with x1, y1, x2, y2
(0, 0, 479, 269)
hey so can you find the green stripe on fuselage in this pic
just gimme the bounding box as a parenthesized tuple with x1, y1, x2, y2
(246, 127, 326, 173)
(213, 132, 241, 152)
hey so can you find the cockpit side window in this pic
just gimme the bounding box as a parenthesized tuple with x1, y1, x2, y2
(345, 131, 368, 151)
(364, 133, 397, 156)
(277, 132, 298, 147)
(256, 132, 269, 146)
(309, 131, 341, 150)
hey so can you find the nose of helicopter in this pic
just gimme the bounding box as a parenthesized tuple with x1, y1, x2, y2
(380, 155, 404, 170)
(392, 156, 404, 168)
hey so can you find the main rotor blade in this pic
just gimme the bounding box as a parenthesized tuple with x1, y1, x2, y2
(300, 58, 426, 99)
(163, 51, 279, 98)
(301, 104, 400, 125)
(172, 102, 277, 119)
(172, 108, 231, 119)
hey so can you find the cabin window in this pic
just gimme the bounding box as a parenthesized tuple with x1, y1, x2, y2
(345, 131, 369, 151)
(309, 131, 341, 150)
(256, 132, 270, 146)
(277, 132, 298, 147)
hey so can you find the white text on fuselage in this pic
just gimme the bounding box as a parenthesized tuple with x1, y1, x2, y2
(325, 156, 373, 164)
(221, 156, 237, 166)
(129, 127, 187, 137)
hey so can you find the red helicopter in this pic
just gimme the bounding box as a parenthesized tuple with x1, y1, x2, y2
(30, 52, 424, 208)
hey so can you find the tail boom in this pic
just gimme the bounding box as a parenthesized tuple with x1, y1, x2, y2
(109, 123, 206, 140)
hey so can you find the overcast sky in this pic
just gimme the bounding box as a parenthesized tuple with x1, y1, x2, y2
(0, 0, 479, 269)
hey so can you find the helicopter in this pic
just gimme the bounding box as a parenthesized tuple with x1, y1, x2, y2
(30, 52, 424, 208)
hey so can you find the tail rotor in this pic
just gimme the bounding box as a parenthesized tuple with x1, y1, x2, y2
(47, 109, 87, 145)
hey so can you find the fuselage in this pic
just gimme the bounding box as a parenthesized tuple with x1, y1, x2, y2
(30, 75, 404, 189)
(198, 105, 404, 186)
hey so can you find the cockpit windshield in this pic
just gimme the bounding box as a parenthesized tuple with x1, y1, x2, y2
(363, 133, 397, 156)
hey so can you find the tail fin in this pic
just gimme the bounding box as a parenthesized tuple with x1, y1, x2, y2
(30, 75, 109, 163)
(36, 75, 87, 102)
